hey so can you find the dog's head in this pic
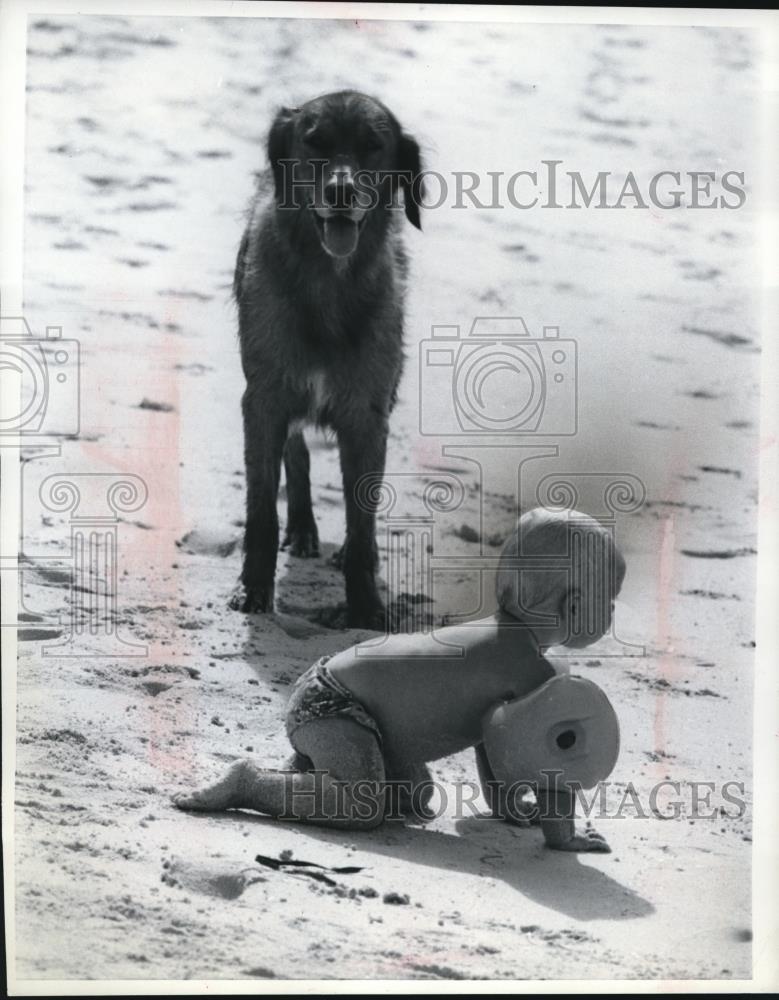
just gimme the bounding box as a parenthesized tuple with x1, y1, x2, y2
(267, 91, 423, 259)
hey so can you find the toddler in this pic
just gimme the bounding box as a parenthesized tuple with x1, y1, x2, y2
(174, 507, 625, 851)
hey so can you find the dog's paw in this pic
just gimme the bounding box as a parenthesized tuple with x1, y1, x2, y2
(228, 582, 274, 614)
(281, 525, 320, 559)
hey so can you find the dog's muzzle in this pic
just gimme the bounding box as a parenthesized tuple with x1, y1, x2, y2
(312, 167, 370, 258)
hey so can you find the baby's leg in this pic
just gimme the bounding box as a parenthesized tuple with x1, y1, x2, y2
(385, 760, 435, 820)
(288, 718, 386, 828)
(173, 718, 385, 830)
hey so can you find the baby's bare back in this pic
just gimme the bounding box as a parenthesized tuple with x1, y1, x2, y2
(328, 615, 554, 764)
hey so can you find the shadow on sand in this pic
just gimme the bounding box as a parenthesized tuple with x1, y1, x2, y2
(190, 808, 654, 923)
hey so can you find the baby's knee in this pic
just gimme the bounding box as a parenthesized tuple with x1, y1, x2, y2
(283, 750, 313, 772)
(341, 783, 385, 830)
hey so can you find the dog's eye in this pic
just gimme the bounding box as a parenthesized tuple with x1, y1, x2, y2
(366, 133, 384, 152)
(304, 130, 326, 151)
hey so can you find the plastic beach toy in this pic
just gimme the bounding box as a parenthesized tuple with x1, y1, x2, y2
(482, 674, 619, 790)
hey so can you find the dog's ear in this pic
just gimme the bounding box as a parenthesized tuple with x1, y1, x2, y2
(267, 107, 297, 200)
(397, 132, 423, 230)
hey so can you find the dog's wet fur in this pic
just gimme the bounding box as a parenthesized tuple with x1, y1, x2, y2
(229, 91, 423, 629)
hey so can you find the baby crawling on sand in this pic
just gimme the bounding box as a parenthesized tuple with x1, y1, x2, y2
(174, 508, 625, 852)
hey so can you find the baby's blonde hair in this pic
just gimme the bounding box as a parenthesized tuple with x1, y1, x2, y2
(496, 507, 625, 623)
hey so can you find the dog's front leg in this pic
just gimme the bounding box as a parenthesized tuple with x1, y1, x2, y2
(281, 430, 319, 557)
(337, 415, 388, 630)
(229, 391, 288, 614)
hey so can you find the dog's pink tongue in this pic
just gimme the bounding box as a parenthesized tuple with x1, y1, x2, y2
(323, 217, 359, 258)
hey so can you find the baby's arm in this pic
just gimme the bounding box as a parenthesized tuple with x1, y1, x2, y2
(475, 744, 610, 851)
(474, 743, 538, 826)
(537, 787, 610, 853)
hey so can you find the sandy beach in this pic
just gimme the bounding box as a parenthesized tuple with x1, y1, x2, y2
(9, 11, 762, 982)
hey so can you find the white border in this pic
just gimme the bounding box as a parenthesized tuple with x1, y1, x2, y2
(1, 1, 777, 995)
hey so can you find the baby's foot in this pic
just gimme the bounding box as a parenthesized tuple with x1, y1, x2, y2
(171, 760, 250, 812)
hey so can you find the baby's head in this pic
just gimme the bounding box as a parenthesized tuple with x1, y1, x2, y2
(495, 507, 626, 648)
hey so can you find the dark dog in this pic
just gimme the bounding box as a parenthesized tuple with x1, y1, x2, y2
(229, 91, 423, 629)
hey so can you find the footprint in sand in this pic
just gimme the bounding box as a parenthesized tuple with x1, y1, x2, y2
(161, 857, 266, 900)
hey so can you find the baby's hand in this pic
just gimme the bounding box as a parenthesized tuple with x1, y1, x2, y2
(548, 827, 611, 853)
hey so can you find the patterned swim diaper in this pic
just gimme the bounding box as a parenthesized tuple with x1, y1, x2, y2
(285, 655, 382, 745)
